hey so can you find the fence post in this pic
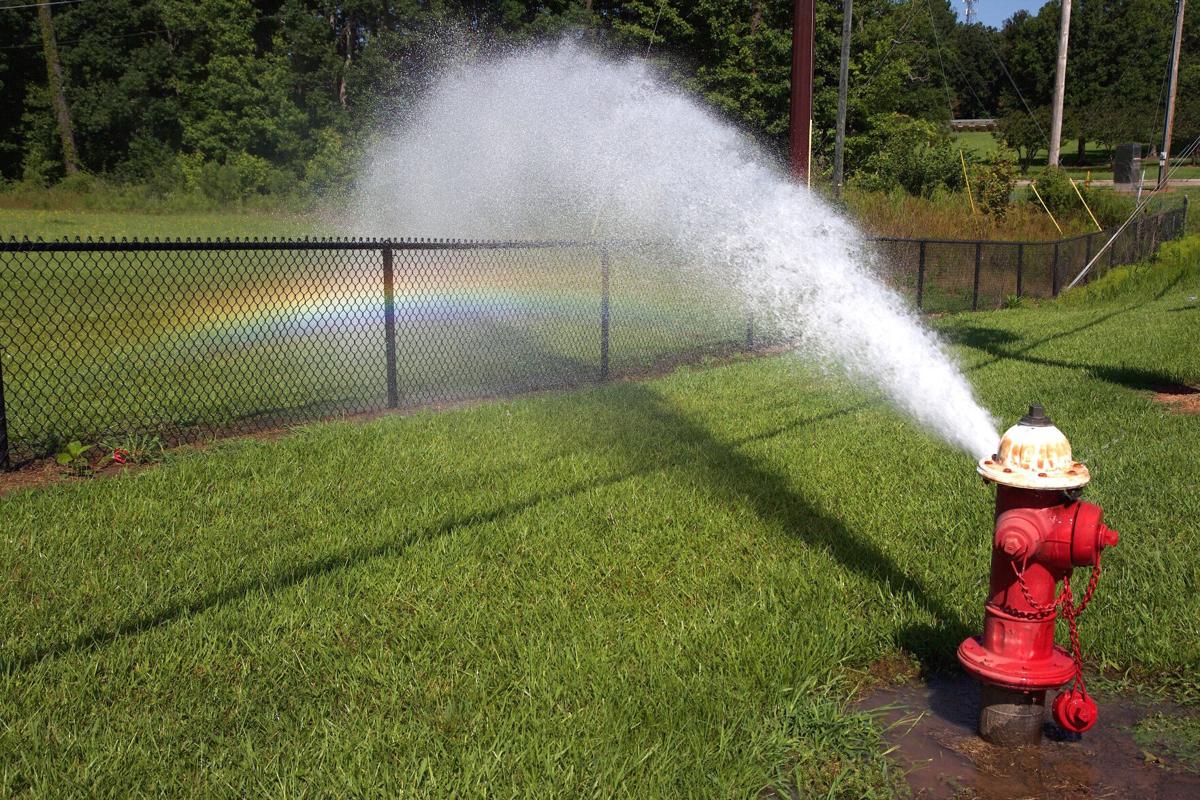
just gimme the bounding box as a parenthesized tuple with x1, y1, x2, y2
(916, 241, 926, 311)
(1184, 195, 1190, 234)
(1109, 228, 1118, 269)
(1084, 233, 1093, 275)
(972, 242, 982, 311)
(1051, 242, 1061, 297)
(746, 314, 754, 350)
(0, 352, 9, 471)
(1015, 243, 1024, 298)
(382, 246, 398, 409)
(600, 247, 610, 381)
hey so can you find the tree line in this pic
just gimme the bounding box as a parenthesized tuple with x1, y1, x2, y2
(0, 0, 1195, 201)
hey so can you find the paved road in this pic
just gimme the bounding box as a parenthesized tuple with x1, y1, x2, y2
(1015, 178, 1200, 188)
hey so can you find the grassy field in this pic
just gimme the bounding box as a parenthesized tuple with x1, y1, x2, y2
(1, 236, 1197, 796)
(0, 208, 326, 241)
(952, 131, 1200, 181)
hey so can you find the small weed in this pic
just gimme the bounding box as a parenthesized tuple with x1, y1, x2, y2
(99, 432, 165, 465)
(53, 440, 94, 476)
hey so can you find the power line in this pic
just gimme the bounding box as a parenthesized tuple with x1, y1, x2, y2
(980, 29, 1047, 142)
(0, 28, 164, 50)
(0, 0, 85, 11)
(859, 0, 923, 91)
(923, 0, 990, 118)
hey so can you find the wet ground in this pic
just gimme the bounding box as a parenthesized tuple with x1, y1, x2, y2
(860, 674, 1200, 799)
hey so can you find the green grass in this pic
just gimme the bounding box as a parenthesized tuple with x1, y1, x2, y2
(951, 132, 1200, 180)
(0, 208, 324, 241)
(2, 238, 1198, 797)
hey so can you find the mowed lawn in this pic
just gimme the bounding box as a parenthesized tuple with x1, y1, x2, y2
(1, 239, 1199, 797)
(0, 208, 325, 241)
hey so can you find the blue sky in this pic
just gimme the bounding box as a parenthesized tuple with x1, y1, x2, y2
(955, 0, 1050, 29)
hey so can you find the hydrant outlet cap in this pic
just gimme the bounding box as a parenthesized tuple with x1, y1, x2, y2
(977, 404, 1091, 490)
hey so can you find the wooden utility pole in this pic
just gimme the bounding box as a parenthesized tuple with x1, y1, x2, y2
(790, 0, 815, 185)
(1158, 0, 1186, 189)
(37, 1, 79, 176)
(832, 0, 853, 199)
(1047, 0, 1072, 166)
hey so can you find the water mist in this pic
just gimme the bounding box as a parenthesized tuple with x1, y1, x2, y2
(353, 43, 998, 457)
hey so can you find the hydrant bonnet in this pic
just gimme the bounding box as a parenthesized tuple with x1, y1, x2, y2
(977, 404, 1090, 490)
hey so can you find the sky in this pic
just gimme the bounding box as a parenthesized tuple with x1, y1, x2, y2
(956, 0, 1050, 29)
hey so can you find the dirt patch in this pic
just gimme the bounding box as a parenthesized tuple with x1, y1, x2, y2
(1152, 384, 1200, 414)
(859, 674, 1200, 799)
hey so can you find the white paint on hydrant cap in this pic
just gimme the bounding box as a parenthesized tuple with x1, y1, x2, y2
(977, 404, 1091, 490)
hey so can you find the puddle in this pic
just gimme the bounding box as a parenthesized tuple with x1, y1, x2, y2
(860, 674, 1200, 799)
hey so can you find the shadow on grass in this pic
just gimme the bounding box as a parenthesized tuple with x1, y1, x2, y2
(19, 287, 1184, 674)
(3, 378, 968, 675)
(947, 321, 1187, 392)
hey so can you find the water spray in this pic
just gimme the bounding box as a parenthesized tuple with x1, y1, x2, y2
(353, 43, 998, 457)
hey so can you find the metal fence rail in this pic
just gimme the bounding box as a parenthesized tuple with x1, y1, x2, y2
(872, 204, 1188, 313)
(0, 203, 1188, 468)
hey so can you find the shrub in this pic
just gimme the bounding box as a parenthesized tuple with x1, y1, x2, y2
(854, 114, 964, 198)
(973, 160, 1016, 218)
(1029, 168, 1135, 229)
(1028, 167, 1077, 217)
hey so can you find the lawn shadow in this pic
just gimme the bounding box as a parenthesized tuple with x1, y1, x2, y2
(4, 374, 968, 675)
(948, 321, 1187, 393)
(565, 384, 974, 669)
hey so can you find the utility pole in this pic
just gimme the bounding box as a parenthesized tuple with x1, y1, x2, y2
(1047, 0, 1072, 167)
(790, 0, 815, 185)
(37, 0, 78, 176)
(833, 0, 853, 199)
(1158, 0, 1186, 190)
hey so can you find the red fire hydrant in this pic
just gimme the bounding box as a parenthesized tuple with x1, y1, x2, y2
(959, 404, 1118, 745)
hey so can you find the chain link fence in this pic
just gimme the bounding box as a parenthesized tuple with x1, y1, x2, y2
(0, 239, 760, 467)
(0, 203, 1188, 468)
(872, 204, 1188, 313)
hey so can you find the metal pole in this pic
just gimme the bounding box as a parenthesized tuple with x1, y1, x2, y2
(832, 0, 853, 198)
(972, 242, 982, 311)
(1084, 233, 1093, 281)
(1158, 0, 1186, 190)
(1052, 241, 1061, 297)
(916, 241, 927, 310)
(382, 247, 398, 409)
(1048, 0, 1072, 166)
(0, 351, 9, 471)
(790, 0, 815, 185)
(600, 247, 610, 380)
(746, 314, 755, 350)
(1016, 243, 1024, 298)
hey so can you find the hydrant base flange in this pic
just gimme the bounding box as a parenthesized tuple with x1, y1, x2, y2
(958, 636, 1076, 692)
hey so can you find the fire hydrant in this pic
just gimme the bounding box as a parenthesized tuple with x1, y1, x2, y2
(959, 404, 1119, 746)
